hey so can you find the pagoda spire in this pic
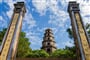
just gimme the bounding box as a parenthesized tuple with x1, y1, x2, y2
(41, 28, 57, 54)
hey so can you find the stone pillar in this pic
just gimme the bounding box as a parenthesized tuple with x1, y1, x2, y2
(41, 28, 57, 54)
(0, 2, 26, 60)
(68, 1, 90, 60)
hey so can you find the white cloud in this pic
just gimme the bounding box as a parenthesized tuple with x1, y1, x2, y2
(32, 0, 63, 16)
(82, 16, 90, 24)
(5, 0, 26, 19)
(51, 28, 58, 34)
(32, 0, 90, 27)
(62, 41, 74, 47)
(32, 0, 69, 27)
(48, 13, 69, 27)
(0, 16, 7, 28)
(0, 16, 3, 21)
(26, 31, 42, 50)
(7, 9, 13, 19)
(3, 0, 37, 30)
(37, 27, 58, 34)
(32, 0, 48, 16)
(80, 3, 90, 16)
(48, 0, 69, 27)
(0, 0, 2, 3)
(22, 9, 38, 50)
(3, 0, 15, 19)
(60, 0, 90, 24)
(60, 0, 84, 4)
(80, 1, 90, 24)
(23, 13, 36, 30)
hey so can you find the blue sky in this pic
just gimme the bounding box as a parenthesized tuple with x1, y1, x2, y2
(0, 0, 90, 50)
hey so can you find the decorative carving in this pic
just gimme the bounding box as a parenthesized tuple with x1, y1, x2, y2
(0, 2, 26, 60)
(68, 1, 90, 60)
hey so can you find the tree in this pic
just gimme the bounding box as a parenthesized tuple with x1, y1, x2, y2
(25, 50, 49, 58)
(67, 28, 73, 39)
(0, 28, 32, 57)
(64, 46, 76, 58)
(86, 23, 90, 37)
(16, 32, 32, 58)
(66, 24, 90, 58)
(67, 23, 90, 39)
(50, 48, 76, 58)
(0, 28, 7, 45)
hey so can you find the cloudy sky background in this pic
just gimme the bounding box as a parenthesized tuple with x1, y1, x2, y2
(0, 0, 90, 50)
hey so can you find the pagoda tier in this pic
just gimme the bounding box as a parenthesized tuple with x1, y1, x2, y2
(41, 28, 57, 54)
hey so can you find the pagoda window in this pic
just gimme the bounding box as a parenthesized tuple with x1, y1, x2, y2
(47, 48, 50, 52)
(47, 42, 50, 45)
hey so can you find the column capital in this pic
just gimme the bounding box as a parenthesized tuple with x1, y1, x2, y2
(14, 2, 26, 14)
(68, 1, 80, 12)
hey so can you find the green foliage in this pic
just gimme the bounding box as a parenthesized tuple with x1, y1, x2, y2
(66, 28, 73, 39)
(0, 28, 32, 58)
(66, 24, 90, 58)
(50, 49, 63, 58)
(87, 24, 90, 37)
(0, 28, 7, 45)
(64, 46, 76, 58)
(86, 23, 90, 29)
(67, 24, 90, 39)
(50, 48, 76, 58)
(16, 32, 32, 58)
(25, 50, 49, 58)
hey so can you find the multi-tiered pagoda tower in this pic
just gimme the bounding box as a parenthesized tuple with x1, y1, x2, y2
(41, 29, 57, 54)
